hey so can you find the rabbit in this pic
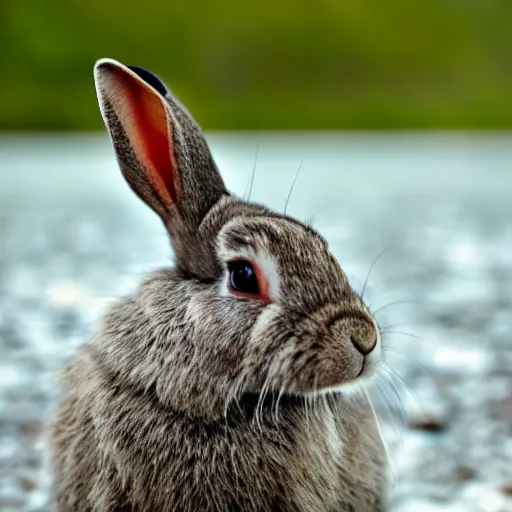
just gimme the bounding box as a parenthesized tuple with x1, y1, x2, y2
(49, 58, 387, 512)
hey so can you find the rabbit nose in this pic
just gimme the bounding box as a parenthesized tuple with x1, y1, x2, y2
(330, 314, 377, 355)
(350, 333, 376, 356)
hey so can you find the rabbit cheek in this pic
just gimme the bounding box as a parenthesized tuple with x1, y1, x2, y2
(238, 306, 284, 388)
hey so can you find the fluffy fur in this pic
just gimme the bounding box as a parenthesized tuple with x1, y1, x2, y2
(50, 59, 387, 511)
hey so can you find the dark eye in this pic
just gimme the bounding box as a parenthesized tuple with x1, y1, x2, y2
(228, 260, 259, 295)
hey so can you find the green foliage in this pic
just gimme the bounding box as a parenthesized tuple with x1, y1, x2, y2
(1, 0, 512, 130)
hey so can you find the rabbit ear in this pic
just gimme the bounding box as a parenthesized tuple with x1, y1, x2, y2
(94, 58, 226, 230)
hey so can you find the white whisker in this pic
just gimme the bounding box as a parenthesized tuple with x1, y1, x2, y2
(383, 345, 434, 380)
(371, 375, 405, 449)
(382, 363, 428, 421)
(274, 382, 286, 425)
(360, 249, 389, 300)
(364, 388, 396, 486)
(283, 157, 304, 215)
(380, 330, 422, 340)
(372, 299, 421, 316)
(244, 144, 259, 201)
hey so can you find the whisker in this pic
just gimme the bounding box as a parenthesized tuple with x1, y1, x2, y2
(381, 363, 429, 421)
(371, 381, 404, 449)
(378, 373, 408, 429)
(380, 322, 416, 330)
(274, 382, 286, 425)
(380, 330, 422, 340)
(304, 393, 310, 431)
(244, 144, 260, 201)
(230, 443, 241, 497)
(372, 300, 421, 316)
(383, 330, 437, 351)
(360, 249, 390, 300)
(382, 345, 434, 379)
(306, 376, 319, 431)
(255, 374, 271, 432)
(283, 157, 305, 215)
(224, 377, 243, 419)
(321, 391, 329, 416)
(364, 389, 396, 485)
(313, 375, 319, 415)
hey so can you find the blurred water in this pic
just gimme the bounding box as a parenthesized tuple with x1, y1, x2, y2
(0, 133, 511, 511)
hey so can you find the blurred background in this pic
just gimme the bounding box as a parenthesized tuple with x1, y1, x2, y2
(1, 1, 511, 511)
(2, 0, 512, 131)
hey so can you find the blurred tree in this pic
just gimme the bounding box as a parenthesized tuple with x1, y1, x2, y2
(1, 0, 511, 130)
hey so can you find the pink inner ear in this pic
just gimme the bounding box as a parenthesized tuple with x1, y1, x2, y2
(116, 71, 179, 206)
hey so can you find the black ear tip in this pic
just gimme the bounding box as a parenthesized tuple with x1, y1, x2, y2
(128, 65, 168, 97)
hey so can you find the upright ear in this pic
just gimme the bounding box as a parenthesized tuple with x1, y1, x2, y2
(93, 58, 226, 231)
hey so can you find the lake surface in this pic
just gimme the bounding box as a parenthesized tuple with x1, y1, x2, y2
(1, 133, 511, 511)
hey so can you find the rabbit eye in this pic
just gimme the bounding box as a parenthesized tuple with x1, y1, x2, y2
(225, 258, 271, 303)
(228, 260, 259, 295)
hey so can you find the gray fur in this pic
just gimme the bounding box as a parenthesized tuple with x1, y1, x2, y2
(50, 59, 387, 511)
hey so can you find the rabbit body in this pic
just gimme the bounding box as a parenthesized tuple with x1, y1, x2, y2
(50, 60, 386, 511)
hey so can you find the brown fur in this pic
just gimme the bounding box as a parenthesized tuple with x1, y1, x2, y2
(49, 59, 387, 511)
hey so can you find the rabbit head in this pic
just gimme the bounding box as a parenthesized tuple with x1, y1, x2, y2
(94, 59, 381, 420)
